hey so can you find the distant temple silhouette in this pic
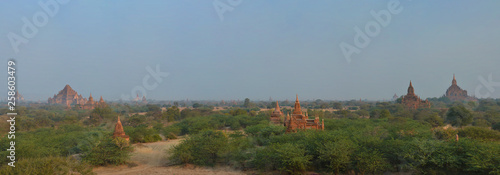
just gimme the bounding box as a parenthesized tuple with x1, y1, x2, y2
(392, 94, 398, 101)
(400, 81, 431, 109)
(133, 94, 141, 102)
(445, 74, 476, 101)
(15, 90, 25, 102)
(48, 85, 105, 109)
(132, 94, 148, 104)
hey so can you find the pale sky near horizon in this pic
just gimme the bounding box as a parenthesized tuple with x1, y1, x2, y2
(1, 0, 499, 101)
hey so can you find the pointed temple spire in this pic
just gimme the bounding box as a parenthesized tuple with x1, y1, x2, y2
(281, 95, 324, 132)
(63, 84, 71, 91)
(293, 94, 302, 115)
(114, 116, 124, 136)
(113, 116, 129, 141)
(452, 74, 457, 85)
(270, 101, 283, 124)
(407, 81, 415, 95)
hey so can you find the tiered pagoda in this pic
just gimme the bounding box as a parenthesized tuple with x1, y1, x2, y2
(445, 74, 476, 101)
(400, 81, 431, 109)
(281, 95, 324, 132)
(113, 117, 129, 141)
(48, 85, 86, 106)
(270, 101, 283, 124)
(48, 85, 105, 110)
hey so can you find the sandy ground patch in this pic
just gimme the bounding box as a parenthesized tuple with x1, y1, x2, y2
(94, 164, 245, 175)
(93, 139, 245, 175)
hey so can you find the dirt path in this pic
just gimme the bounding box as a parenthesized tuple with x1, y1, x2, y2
(93, 139, 245, 175)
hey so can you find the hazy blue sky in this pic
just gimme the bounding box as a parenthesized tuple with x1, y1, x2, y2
(1, 0, 499, 101)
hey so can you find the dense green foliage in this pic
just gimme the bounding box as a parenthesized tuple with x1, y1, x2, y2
(162, 113, 269, 136)
(169, 117, 500, 174)
(457, 126, 500, 141)
(124, 125, 162, 143)
(170, 130, 228, 166)
(0, 124, 132, 173)
(82, 137, 133, 166)
(2, 98, 500, 174)
(0, 156, 94, 175)
(446, 105, 473, 127)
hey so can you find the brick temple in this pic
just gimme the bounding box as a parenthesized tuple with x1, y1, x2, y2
(48, 84, 105, 109)
(272, 95, 324, 132)
(113, 116, 130, 141)
(445, 74, 476, 101)
(400, 81, 431, 109)
(270, 101, 283, 124)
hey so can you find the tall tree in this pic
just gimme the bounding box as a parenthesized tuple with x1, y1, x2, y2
(319, 140, 357, 175)
(446, 105, 473, 127)
(243, 98, 251, 108)
(165, 106, 180, 122)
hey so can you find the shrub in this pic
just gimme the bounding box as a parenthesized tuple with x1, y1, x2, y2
(0, 156, 94, 175)
(252, 143, 312, 174)
(245, 124, 285, 138)
(144, 134, 162, 142)
(493, 122, 500, 131)
(245, 124, 285, 146)
(162, 125, 181, 136)
(398, 139, 457, 173)
(225, 133, 254, 169)
(319, 139, 357, 174)
(456, 139, 500, 174)
(446, 106, 473, 127)
(458, 126, 500, 141)
(353, 148, 389, 175)
(125, 126, 162, 143)
(82, 137, 132, 166)
(169, 130, 228, 166)
(433, 127, 458, 141)
(166, 132, 178, 140)
(170, 140, 193, 165)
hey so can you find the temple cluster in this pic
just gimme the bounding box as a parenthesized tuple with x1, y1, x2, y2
(399, 75, 477, 109)
(133, 94, 148, 104)
(48, 85, 106, 110)
(271, 95, 324, 132)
